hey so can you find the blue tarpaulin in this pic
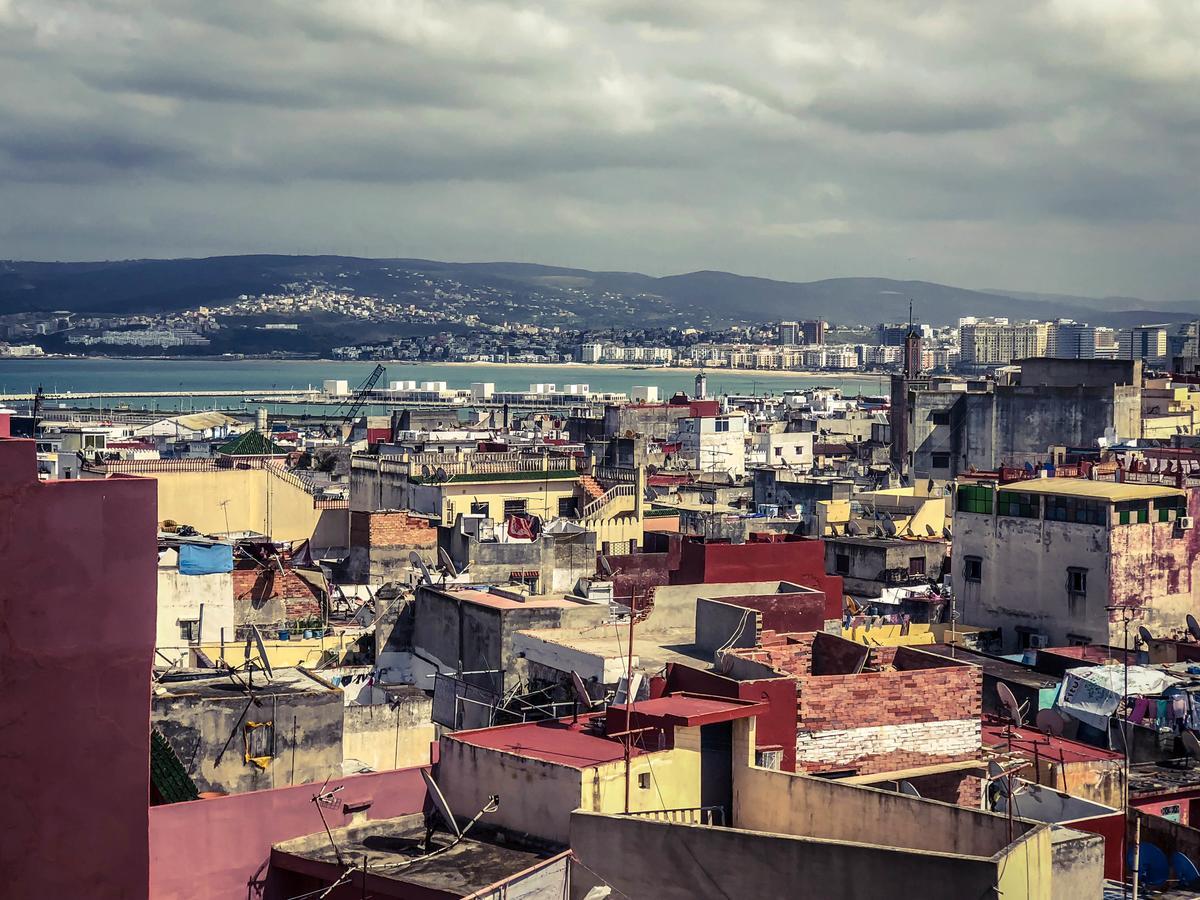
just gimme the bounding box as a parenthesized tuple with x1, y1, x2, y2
(178, 542, 234, 575)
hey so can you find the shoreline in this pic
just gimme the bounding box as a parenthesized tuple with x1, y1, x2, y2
(2, 355, 889, 381)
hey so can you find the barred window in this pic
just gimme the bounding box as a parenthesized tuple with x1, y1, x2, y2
(956, 484, 993, 515)
(997, 490, 1039, 519)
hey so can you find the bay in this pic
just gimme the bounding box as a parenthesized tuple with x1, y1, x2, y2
(0, 358, 890, 414)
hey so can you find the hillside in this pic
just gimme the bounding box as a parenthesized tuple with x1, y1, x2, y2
(1, 256, 1194, 327)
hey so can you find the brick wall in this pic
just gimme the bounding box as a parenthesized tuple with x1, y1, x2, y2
(349, 510, 436, 550)
(797, 661, 980, 732)
(231, 567, 323, 622)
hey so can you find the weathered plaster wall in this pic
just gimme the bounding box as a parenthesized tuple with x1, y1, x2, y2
(953, 509, 1112, 647)
(152, 686, 344, 794)
(436, 737, 584, 844)
(342, 697, 435, 772)
(0, 439, 158, 899)
(156, 564, 235, 665)
(568, 811, 1009, 900)
(585, 729, 701, 819)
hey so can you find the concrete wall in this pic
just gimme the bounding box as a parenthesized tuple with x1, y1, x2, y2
(0, 439, 158, 899)
(152, 684, 344, 794)
(153, 467, 347, 548)
(585, 728, 701, 820)
(437, 737, 585, 844)
(149, 767, 427, 900)
(466, 853, 571, 900)
(346, 509, 437, 583)
(695, 598, 761, 655)
(341, 697, 435, 772)
(953, 508, 1112, 647)
(569, 811, 1014, 900)
(156, 564, 235, 665)
(410, 588, 610, 692)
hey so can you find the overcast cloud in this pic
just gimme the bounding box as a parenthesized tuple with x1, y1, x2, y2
(2, 0, 1199, 300)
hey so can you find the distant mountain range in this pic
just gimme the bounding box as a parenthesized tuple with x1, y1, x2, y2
(1, 255, 1195, 328)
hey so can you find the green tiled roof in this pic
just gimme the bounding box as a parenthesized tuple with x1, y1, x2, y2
(151, 729, 199, 805)
(218, 429, 287, 457)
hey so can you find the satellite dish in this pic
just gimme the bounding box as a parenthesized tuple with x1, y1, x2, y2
(845, 520, 860, 536)
(421, 464, 431, 477)
(250, 624, 274, 680)
(925, 524, 936, 537)
(1189, 614, 1200, 641)
(829, 523, 839, 536)
(898, 780, 921, 798)
(420, 769, 462, 839)
(598, 556, 614, 578)
(435, 466, 448, 482)
(571, 671, 594, 709)
(408, 550, 433, 585)
(438, 547, 459, 579)
(1138, 625, 1155, 648)
(1183, 731, 1200, 761)
(987, 760, 1005, 780)
(996, 682, 1025, 728)
(942, 526, 952, 540)
(1036, 708, 1066, 737)
(882, 514, 897, 537)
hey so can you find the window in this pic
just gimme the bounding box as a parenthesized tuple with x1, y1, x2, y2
(1067, 567, 1087, 599)
(1155, 495, 1187, 522)
(503, 499, 527, 518)
(931, 452, 951, 470)
(469, 501, 490, 518)
(1115, 500, 1149, 525)
(178, 619, 200, 643)
(956, 484, 994, 515)
(774, 447, 783, 457)
(997, 490, 1039, 519)
(908, 556, 926, 576)
(714, 418, 730, 433)
(557, 496, 578, 517)
(1045, 495, 1106, 526)
(835, 553, 850, 576)
(1067, 634, 1092, 647)
(964, 556, 982, 583)
(244, 721, 274, 764)
(638, 772, 651, 790)
(932, 410, 952, 425)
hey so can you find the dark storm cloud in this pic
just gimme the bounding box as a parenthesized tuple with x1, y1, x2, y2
(1, 0, 1199, 299)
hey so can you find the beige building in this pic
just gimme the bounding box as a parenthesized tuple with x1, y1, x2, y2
(959, 321, 1050, 367)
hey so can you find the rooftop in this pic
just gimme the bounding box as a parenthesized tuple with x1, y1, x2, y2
(426, 586, 594, 611)
(980, 716, 1121, 764)
(272, 814, 563, 895)
(996, 479, 1184, 502)
(447, 714, 642, 768)
(1129, 760, 1200, 798)
(925, 644, 1061, 691)
(152, 667, 335, 700)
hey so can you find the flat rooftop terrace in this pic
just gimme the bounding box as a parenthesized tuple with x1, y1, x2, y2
(272, 814, 562, 895)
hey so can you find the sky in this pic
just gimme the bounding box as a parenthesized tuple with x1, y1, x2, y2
(2, 0, 1199, 301)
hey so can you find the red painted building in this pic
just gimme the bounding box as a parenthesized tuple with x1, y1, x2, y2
(0, 437, 158, 898)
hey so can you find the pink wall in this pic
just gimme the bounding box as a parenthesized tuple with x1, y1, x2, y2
(149, 767, 428, 900)
(0, 410, 10, 437)
(0, 438, 158, 898)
